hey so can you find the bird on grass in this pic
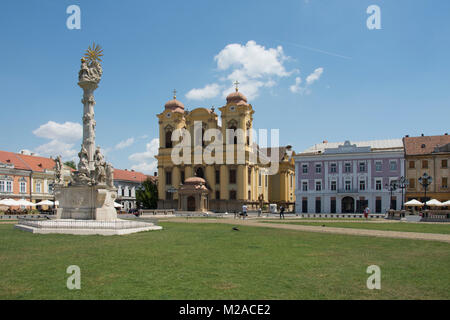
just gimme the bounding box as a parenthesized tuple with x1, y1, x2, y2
(232, 227, 240, 231)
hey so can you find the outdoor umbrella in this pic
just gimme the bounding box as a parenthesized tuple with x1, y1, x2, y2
(426, 199, 443, 207)
(15, 199, 36, 207)
(404, 199, 424, 207)
(0, 198, 19, 206)
(35, 200, 54, 206)
(441, 200, 450, 206)
(114, 202, 123, 208)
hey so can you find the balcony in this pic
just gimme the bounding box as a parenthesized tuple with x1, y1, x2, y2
(337, 188, 359, 194)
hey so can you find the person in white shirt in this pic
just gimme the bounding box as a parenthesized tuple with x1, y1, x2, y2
(242, 205, 248, 219)
(364, 206, 370, 219)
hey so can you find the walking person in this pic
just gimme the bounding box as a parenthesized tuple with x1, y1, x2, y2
(242, 204, 248, 220)
(279, 205, 285, 219)
(363, 206, 370, 219)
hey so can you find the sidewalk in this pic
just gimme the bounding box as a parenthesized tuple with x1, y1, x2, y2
(162, 218, 450, 243)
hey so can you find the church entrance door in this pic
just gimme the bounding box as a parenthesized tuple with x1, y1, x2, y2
(187, 196, 196, 211)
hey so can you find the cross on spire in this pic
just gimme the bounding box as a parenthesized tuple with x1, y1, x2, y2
(234, 80, 240, 92)
(173, 89, 177, 99)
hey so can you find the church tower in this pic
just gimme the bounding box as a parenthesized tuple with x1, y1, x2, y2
(156, 84, 280, 212)
(156, 90, 186, 204)
(218, 81, 256, 204)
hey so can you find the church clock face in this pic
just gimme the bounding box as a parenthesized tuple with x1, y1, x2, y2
(166, 112, 171, 118)
(230, 105, 236, 112)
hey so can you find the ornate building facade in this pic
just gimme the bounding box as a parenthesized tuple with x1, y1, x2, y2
(156, 88, 295, 212)
(294, 140, 404, 214)
(0, 150, 72, 205)
(113, 169, 156, 211)
(404, 134, 450, 202)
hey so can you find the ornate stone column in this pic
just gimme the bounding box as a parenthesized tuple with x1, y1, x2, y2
(220, 165, 228, 199)
(172, 166, 181, 199)
(79, 81, 98, 171)
(185, 166, 193, 179)
(158, 166, 165, 200)
(205, 165, 215, 196)
(237, 165, 246, 200)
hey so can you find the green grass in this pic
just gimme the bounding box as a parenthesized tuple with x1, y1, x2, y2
(0, 222, 449, 300)
(261, 221, 450, 235)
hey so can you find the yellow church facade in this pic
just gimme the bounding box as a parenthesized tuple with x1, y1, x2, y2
(156, 88, 295, 212)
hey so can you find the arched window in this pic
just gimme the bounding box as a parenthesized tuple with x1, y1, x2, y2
(228, 120, 238, 145)
(202, 128, 206, 147)
(194, 123, 207, 147)
(165, 130, 173, 148)
(195, 167, 204, 179)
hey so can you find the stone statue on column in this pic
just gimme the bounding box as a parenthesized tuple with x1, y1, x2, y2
(94, 147, 107, 185)
(71, 42, 108, 185)
(57, 43, 119, 221)
(54, 155, 64, 186)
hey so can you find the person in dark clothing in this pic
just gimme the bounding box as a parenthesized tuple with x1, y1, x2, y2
(279, 206, 285, 219)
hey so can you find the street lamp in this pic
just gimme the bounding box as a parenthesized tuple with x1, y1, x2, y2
(397, 176, 409, 210)
(385, 180, 398, 210)
(418, 173, 433, 210)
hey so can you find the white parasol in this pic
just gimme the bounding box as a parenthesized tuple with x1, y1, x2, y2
(404, 199, 424, 207)
(35, 200, 54, 206)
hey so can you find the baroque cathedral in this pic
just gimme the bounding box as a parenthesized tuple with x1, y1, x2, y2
(156, 86, 295, 212)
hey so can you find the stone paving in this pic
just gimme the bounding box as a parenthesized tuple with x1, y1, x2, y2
(161, 217, 450, 243)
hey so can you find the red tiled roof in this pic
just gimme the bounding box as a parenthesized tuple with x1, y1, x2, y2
(0, 150, 157, 183)
(0, 151, 31, 170)
(16, 154, 56, 172)
(113, 169, 152, 183)
(403, 135, 450, 156)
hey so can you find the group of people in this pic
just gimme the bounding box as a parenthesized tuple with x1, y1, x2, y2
(235, 205, 286, 219)
(233, 205, 371, 219)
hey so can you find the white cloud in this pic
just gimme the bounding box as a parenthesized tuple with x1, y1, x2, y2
(115, 137, 135, 150)
(186, 40, 294, 101)
(34, 140, 78, 160)
(128, 138, 159, 174)
(32, 121, 82, 161)
(186, 83, 221, 100)
(306, 67, 324, 85)
(215, 41, 290, 79)
(289, 77, 302, 93)
(131, 161, 158, 175)
(291, 68, 324, 95)
(33, 121, 82, 143)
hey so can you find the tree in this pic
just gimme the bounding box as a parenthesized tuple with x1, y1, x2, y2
(136, 178, 158, 209)
(64, 161, 76, 170)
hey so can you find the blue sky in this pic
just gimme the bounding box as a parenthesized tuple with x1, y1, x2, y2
(1, 0, 449, 173)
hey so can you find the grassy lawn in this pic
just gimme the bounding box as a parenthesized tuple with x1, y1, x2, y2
(261, 221, 450, 235)
(0, 222, 449, 300)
